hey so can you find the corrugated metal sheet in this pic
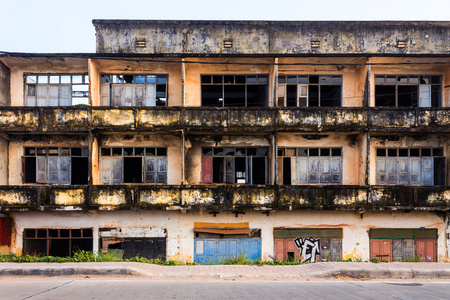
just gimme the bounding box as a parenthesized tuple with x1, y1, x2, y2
(194, 238, 261, 264)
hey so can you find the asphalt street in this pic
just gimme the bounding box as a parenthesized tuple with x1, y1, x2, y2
(0, 279, 449, 300)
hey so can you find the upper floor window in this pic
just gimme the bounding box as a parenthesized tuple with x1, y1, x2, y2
(23, 147, 88, 184)
(376, 147, 445, 185)
(278, 147, 342, 184)
(277, 75, 342, 107)
(25, 74, 89, 106)
(201, 147, 269, 184)
(100, 74, 167, 107)
(100, 147, 167, 184)
(375, 75, 442, 107)
(201, 75, 269, 107)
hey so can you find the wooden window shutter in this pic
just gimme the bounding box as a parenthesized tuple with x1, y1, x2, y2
(100, 83, 111, 106)
(36, 156, 47, 183)
(145, 84, 157, 106)
(156, 157, 168, 184)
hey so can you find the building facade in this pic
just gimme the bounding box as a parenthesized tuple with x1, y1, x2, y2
(0, 20, 449, 262)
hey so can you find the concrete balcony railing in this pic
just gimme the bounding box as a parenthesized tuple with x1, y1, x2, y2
(2, 106, 450, 133)
(1, 185, 449, 211)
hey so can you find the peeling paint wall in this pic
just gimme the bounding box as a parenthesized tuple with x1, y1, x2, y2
(278, 133, 363, 185)
(0, 61, 10, 106)
(0, 136, 8, 185)
(94, 20, 450, 55)
(9, 210, 446, 261)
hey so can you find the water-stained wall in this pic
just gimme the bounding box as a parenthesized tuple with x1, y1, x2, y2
(9, 210, 446, 261)
(93, 20, 450, 55)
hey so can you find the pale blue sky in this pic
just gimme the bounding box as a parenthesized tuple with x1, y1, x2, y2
(0, 0, 449, 53)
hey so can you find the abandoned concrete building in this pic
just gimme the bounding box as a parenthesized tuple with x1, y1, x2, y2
(0, 20, 449, 263)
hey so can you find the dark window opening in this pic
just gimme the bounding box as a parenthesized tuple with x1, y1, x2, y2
(320, 85, 341, 107)
(375, 75, 442, 107)
(24, 228, 93, 257)
(23, 147, 88, 184)
(283, 158, 291, 185)
(201, 74, 269, 107)
(203, 147, 269, 184)
(123, 157, 142, 183)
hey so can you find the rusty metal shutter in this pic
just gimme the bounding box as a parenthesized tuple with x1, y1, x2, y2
(202, 157, 213, 183)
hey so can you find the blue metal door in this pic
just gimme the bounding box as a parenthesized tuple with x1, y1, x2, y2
(194, 238, 261, 264)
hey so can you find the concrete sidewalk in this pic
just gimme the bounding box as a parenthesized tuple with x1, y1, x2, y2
(1, 262, 450, 280)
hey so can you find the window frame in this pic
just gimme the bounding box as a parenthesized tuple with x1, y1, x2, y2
(23, 147, 88, 185)
(277, 147, 343, 184)
(200, 74, 269, 107)
(100, 74, 168, 107)
(201, 146, 269, 184)
(99, 147, 168, 184)
(375, 147, 446, 185)
(24, 73, 89, 107)
(374, 75, 442, 107)
(277, 75, 342, 107)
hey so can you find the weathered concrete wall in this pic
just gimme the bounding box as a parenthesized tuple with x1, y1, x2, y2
(369, 57, 450, 107)
(184, 57, 273, 107)
(185, 135, 271, 185)
(92, 58, 182, 107)
(278, 57, 367, 107)
(8, 135, 88, 185)
(0, 61, 10, 106)
(368, 135, 450, 185)
(278, 133, 363, 185)
(94, 20, 450, 55)
(10, 210, 446, 261)
(99, 133, 182, 185)
(0, 136, 8, 185)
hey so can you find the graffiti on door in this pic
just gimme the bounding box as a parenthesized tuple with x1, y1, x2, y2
(294, 237, 320, 263)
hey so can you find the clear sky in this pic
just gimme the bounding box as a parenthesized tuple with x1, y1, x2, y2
(0, 0, 449, 53)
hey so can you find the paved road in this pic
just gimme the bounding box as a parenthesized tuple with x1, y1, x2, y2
(0, 279, 449, 300)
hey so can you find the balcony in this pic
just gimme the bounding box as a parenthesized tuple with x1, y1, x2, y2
(0, 185, 448, 212)
(1, 107, 450, 133)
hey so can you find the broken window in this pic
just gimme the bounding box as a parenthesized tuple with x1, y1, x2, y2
(100, 74, 167, 106)
(100, 147, 167, 184)
(25, 74, 89, 106)
(376, 147, 445, 185)
(201, 147, 269, 184)
(201, 75, 269, 107)
(23, 228, 93, 257)
(23, 147, 88, 184)
(278, 147, 342, 184)
(375, 75, 442, 107)
(277, 75, 342, 107)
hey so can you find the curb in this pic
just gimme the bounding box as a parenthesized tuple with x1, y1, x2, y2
(0, 267, 141, 277)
